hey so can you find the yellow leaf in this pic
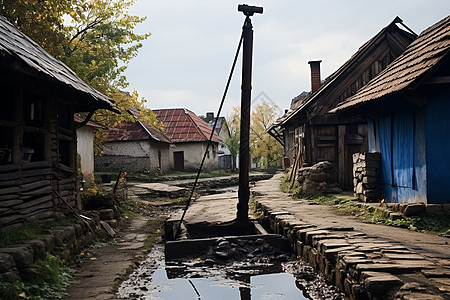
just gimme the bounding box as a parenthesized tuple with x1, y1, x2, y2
(70, 11, 76, 17)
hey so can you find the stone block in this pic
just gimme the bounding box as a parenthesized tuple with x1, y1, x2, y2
(425, 204, 443, 216)
(0, 270, 21, 283)
(22, 240, 46, 260)
(389, 212, 404, 221)
(0, 245, 34, 269)
(356, 182, 363, 194)
(365, 152, 381, 161)
(98, 209, 115, 220)
(364, 274, 403, 295)
(403, 203, 425, 217)
(0, 252, 16, 273)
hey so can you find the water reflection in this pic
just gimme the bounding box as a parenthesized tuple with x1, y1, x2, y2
(152, 267, 308, 300)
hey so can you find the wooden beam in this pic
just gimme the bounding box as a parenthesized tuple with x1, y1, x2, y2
(423, 76, 450, 85)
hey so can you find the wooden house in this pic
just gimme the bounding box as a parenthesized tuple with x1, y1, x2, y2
(96, 108, 172, 174)
(0, 16, 116, 228)
(268, 17, 416, 189)
(153, 108, 222, 171)
(332, 15, 450, 204)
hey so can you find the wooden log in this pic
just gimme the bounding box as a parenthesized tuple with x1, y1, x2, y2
(0, 179, 22, 187)
(21, 161, 52, 170)
(21, 185, 52, 196)
(21, 168, 52, 178)
(0, 213, 23, 225)
(19, 201, 53, 215)
(27, 210, 54, 222)
(57, 177, 76, 185)
(0, 199, 23, 208)
(0, 172, 20, 181)
(0, 186, 20, 195)
(22, 175, 53, 184)
(0, 164, 20, 173)
(0, 207, 11, 215)
(20, 180, 51, 192)
(13, 194, 53, 210)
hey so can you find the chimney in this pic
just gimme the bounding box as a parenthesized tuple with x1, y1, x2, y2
(206, 112, 214, 122)
(308, 60, 322, 93)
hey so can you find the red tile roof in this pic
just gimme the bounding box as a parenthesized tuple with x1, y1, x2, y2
(153, 108, 222, 143)
(332, 15, 450, 112)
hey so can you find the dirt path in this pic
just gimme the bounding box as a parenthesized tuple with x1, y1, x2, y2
(66, 217, 151, 300)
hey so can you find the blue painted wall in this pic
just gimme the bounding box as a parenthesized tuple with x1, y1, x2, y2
(375, 109, 427, 203)
(425, 93, 450, 204)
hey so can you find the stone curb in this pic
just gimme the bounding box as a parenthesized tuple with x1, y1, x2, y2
(254, 201, 450, 300)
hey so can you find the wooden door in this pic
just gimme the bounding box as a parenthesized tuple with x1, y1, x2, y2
(173, 151, 184, 171)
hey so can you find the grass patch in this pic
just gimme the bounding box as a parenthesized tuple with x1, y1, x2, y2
(280, 175, 302, 196)
(0, 253, 74, 300)
(279, 176, 450, 235)
(0, 217, 77, 247)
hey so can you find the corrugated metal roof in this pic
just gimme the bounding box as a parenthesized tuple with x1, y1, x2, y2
(0, 16, 115, 111)
(153, 108, 222, 143)
(332, 15, 450, 112)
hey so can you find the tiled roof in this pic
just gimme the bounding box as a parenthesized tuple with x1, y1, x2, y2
(106, 121, 171, 143)
(153, 108, 222, 143)
(0, 16, 115, 111)
(332, 15, 450, 112)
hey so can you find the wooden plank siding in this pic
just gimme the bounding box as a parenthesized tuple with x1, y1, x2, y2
(273, 19, 416, 191)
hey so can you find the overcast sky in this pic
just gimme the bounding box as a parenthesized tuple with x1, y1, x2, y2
(124, 1, 449, 118)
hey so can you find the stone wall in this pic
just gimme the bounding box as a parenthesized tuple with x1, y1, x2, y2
(95, 155, 151, 173)
(353, 152, 382, 202)
(0, 207, 120, 283)
(296, 161, 342, 195)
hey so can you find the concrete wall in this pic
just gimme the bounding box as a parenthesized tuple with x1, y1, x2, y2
(76, 126, 95, 185)
(169, 142, 219, 171)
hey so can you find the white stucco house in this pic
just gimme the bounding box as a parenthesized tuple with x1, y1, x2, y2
(95, 109, 172, 174)
(153, 108, 223, 171)
(75, 114, 103, 187)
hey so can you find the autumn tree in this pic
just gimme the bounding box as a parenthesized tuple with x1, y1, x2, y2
(250, 101, 283, 169)
(0, 0, 156, 150)
(1, 1, 152, 115)
(225, 107, 241, 171)
(225, 103, 282, 170)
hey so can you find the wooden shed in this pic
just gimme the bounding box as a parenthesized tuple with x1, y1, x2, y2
(0, 16, 115, 228)
(332, 15, 450, 204)
(269, 17, 416, 190)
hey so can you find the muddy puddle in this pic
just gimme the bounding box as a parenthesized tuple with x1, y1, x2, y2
(118, 243, 343, 300)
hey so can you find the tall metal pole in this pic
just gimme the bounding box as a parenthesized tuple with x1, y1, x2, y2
(237, 15, 253, 222)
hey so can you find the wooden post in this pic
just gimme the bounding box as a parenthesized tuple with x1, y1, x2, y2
(237, 15, 254, 223)
(12, 86, 23, 164)
(338, 124, 346, 187)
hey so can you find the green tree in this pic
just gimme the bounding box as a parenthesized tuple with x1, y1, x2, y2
(0, 0, 150, 94)
(225, 107, 241, 171)
(250, 102, 283, 169)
